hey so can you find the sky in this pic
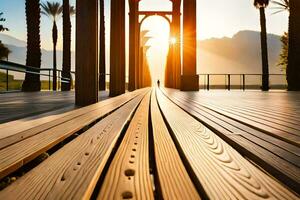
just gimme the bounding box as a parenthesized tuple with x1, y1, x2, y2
(0, 0, 289, 80)
(0, 0, 288, 50)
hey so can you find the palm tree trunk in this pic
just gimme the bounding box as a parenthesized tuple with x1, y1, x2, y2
(287, 0, 300, 90)
(22, 0, 41, 92)
(52, 21, 58, 91)
(99, 0, 106, 90)
(62, 0, 72, 91)
(259, 7, 269, 91)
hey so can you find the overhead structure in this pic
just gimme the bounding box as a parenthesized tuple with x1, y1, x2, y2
(75, 0, 199, 105)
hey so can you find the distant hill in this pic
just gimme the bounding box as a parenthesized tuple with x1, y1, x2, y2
(0, 34, 26, 47)
(1, 31, 283, 75)
(0, 33, 75, 71)
(198, 30, 283, 74)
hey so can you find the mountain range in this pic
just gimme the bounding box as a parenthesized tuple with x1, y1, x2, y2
(0, 30, 284, 75)
(0, 34, 75, 72)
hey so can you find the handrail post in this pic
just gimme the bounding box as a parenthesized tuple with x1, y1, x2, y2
(57, 71, 61, 90)
(228, 74, 231, 91)
(207, 74, 210, 91)
(6, 69, 8, 91)
(49, 70, 51, 91)
(243, 74, 245, 91)
(225, 74, 226, 90)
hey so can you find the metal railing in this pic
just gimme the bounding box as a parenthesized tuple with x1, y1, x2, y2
(198, 73, 287, 90)
(0, 61, 288, 92)
(0, 60, 75, 92)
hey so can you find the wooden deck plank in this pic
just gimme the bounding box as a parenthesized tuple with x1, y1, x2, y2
(194, 102, 300, 141)
(0, 89, 146, 149)
(0, 91, 110, 124)
(98, 92, 154, 200)
(150, 90, 201, 199)
(166, 90, 300, 146)
(207, 103, 300, 127)
(0, 91, 146, 200)
(0, 90, 148, 179)
(156, 89, 298, 199)
(162, 89, 300, 193)
(164, 89, 300, 157)
(197, 100, 300, 131)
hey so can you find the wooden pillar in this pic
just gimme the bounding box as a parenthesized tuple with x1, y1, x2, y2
(110, 0, 126, 96)
(139, 45, 144, 88)
(287, 0, 300, 90)
(165, 45, 173, 88)
(137, 30, 148, 89)
(143, 46, 151, 87)
(75, 0, 98, 106)
(128, 0, 139, 91)
(172, 0, 182, 89)
(99, 0, 106, 91)
(181, 0, 199, 91)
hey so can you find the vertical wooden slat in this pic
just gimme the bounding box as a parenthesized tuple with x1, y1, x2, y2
(75, 0, 98, 106)
(128, 0, 139, 91)
(110, 0, 126, 96)
(181, 0, 199, 91)
(172, 0, 182, 89)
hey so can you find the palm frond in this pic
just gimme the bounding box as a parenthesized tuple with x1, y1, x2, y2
(40, 1, 62, 21)
(271, 0, 289, 14)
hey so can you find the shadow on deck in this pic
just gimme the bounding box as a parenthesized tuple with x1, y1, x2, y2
(0, 91, 109, 124)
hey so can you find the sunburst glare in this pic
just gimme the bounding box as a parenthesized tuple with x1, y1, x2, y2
(140, 16, 170, 84)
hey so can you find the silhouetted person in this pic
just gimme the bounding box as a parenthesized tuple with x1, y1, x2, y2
(157, 79, 160, 87)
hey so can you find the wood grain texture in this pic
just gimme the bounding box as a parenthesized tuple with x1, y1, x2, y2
(150, 90, 201, 199)
(0, 90, 148, 179)
(0, 89, 146, 150)
(192, 102, 300, 146)
(0, 90, 147, 200)
(168, 89, 300, 145)
(156, 89, 298, 199)
(162, 88, 300, 192)
(166, 90, 300, 159)
(98, 92, 154, 200)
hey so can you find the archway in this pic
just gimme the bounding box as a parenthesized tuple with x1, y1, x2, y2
(139, 16, 171, 86)
(75, 0, 199, 105)
(128, 0, 182, 91)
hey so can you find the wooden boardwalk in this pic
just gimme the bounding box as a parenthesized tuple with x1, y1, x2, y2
(0, 88, 299, 199)
(0, 91, 109, 124)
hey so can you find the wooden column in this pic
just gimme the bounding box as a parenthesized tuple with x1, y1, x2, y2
(165, 45, 173, 88)
(110, 0, 126, 96)
(172, 0, 182, 89)
(128, 0, 139, 91)
(287, 0, 300, 90)
(137, 30, 148, 89)
(75, 0, 98, 106)
(99, 0, 106, 91)
(181, 0, 199, 91)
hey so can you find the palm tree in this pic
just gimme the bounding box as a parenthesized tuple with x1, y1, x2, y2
(254, 0, 270, 91)
(0, 42, 11, 60)
(0, 12, 9, 32)
(61, 1, 75, 91)
(99, 0, 106, 91)
(22, 0, 42, 92)
(287, 0, 300, 90)
(41, 2, 62, 91)
(0, 12, 11, 60)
